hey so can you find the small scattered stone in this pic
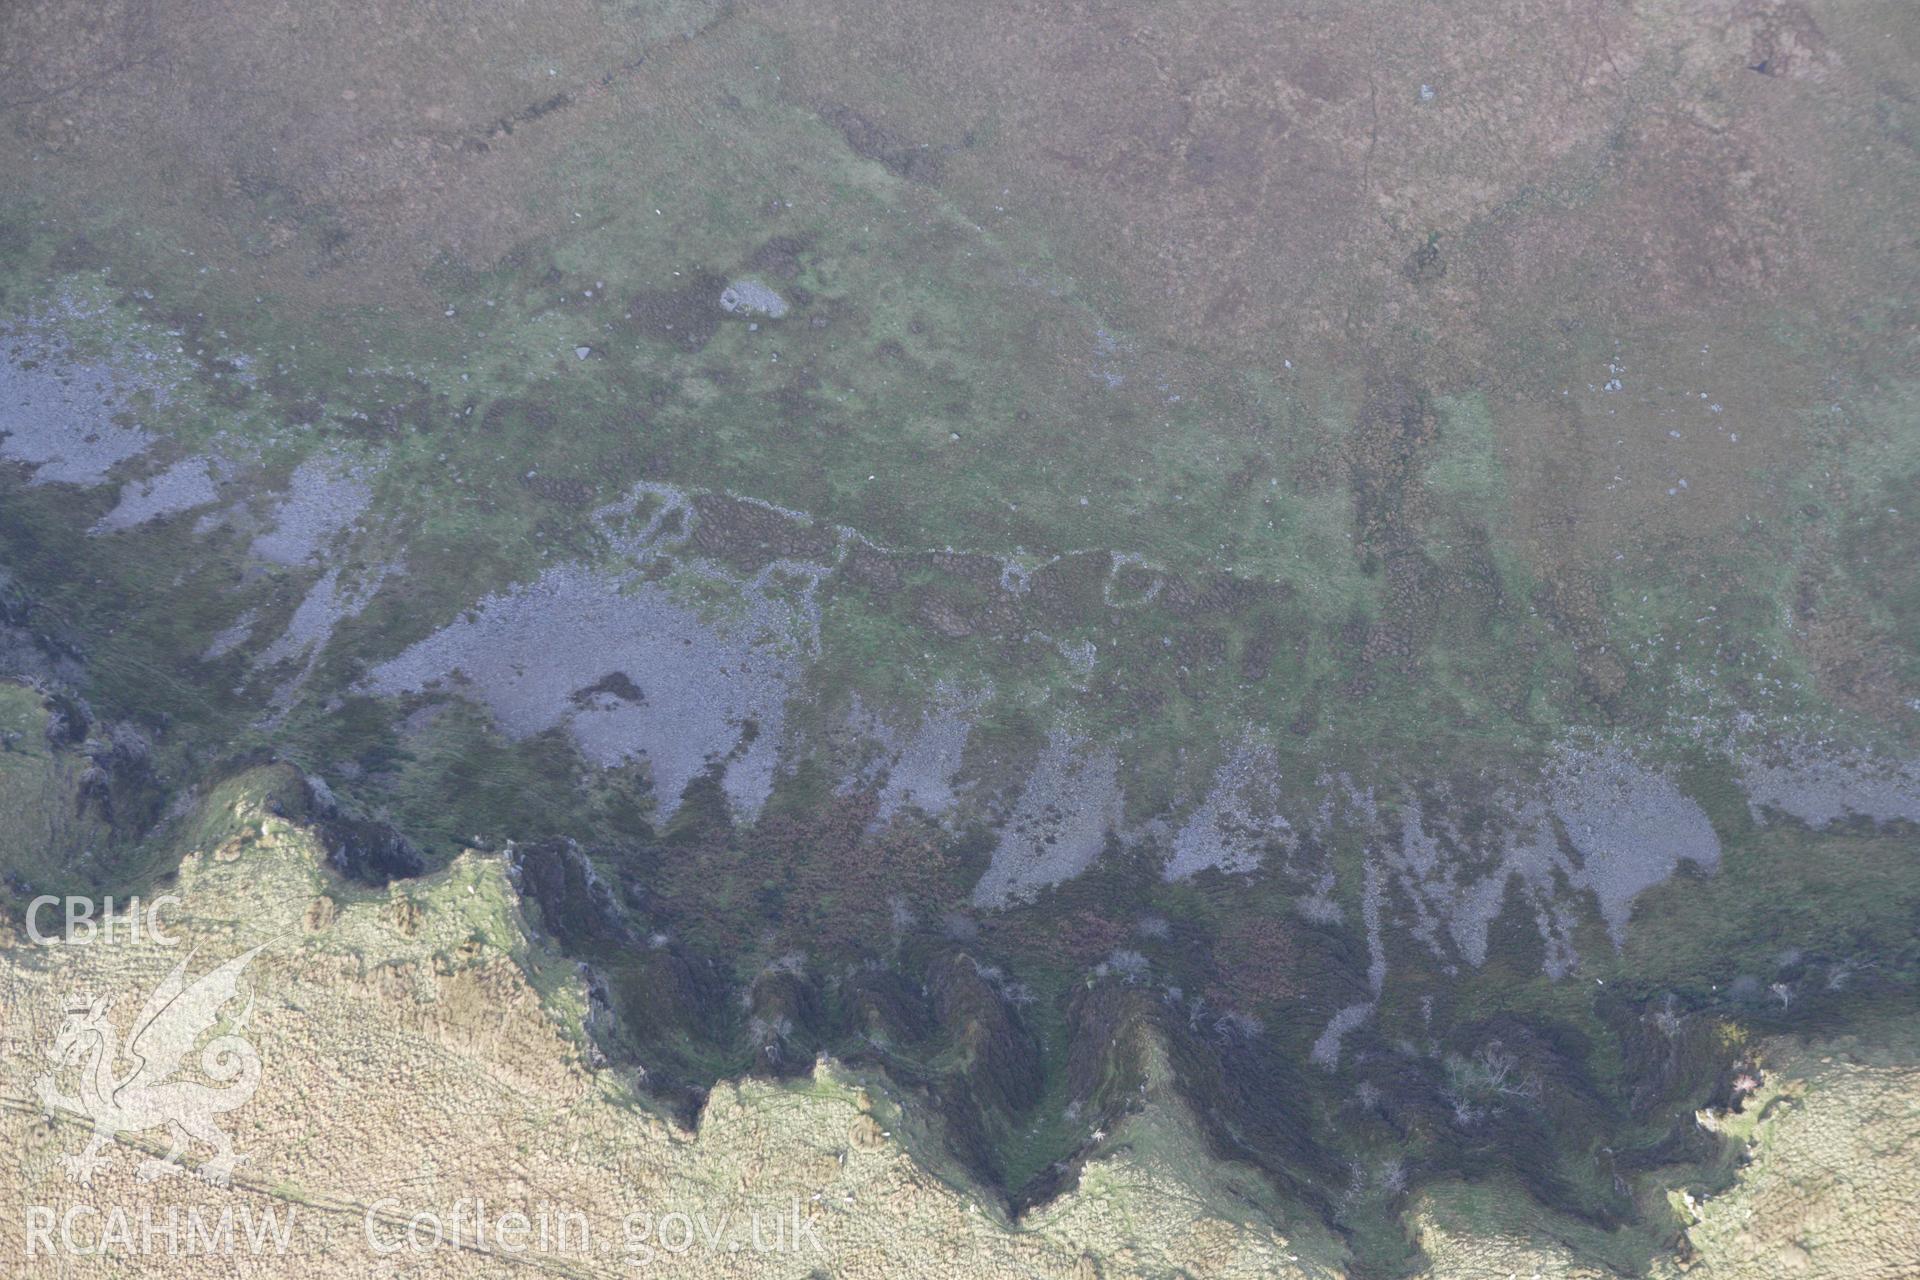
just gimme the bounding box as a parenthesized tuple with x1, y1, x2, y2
(718, 278, 789, 319)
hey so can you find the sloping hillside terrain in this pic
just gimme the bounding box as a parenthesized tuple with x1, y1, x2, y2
(2, 0, 1917, 1273)
(3, 780, 1915, 1277)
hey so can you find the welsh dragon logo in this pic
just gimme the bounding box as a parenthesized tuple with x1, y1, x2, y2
(36, 942, 270, 1187)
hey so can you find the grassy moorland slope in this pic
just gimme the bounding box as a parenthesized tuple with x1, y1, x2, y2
(2, 1, 1917, 1271)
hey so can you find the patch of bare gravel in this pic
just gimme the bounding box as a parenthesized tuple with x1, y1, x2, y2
(91, 455, 221, 531)
(1736, 736, 1920, 829)
(364, 562, 803, 819)
(870, 683, 990, 823)
(254, 563, 394, 710)
(200, 608, 259, 661)
(0, 320, 161, 485)
(971, 730, 1123, 907)
(1372, 740, 1717, 981)
(1546, 740, 1720, 943)
(1310, 1001, 1374, 1070)
(1164, 735, 1293, 880)
(718, 278, 789, 318)
(1391, 796, 1580, 979)
(248, 454, 376, 564)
